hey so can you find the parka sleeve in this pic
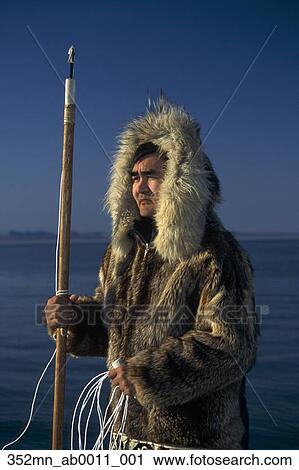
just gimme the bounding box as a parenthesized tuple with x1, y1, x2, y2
(126, 251, 259, 408)
(49, 244, 112, 357)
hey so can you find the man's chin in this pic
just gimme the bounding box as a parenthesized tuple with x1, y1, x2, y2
(139, 208, 154, 218)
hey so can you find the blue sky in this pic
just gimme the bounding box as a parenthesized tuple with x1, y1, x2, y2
(0, 0, 298, 233)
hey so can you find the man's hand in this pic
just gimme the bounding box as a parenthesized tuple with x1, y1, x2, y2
(108, 364, 136, 396)
(44, 294, 80, 337)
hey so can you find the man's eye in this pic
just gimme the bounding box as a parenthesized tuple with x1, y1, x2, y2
(132, 176, 139, 182)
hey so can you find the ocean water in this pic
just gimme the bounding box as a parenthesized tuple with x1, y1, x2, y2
(0, 240, 298, 450)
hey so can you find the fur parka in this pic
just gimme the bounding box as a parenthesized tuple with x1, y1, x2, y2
(63, 100, 259, 449)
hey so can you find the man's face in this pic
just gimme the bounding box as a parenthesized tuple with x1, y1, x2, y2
(131, 154, 166, 218)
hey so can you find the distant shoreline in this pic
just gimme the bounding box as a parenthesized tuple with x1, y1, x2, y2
(0, 238, 109, 246)
(235, 233, 299, 241)
(0, 231, 298, 245)
(0, 231, 109, 246)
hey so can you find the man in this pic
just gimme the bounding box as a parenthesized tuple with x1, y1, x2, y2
(45, 99, 259, 449)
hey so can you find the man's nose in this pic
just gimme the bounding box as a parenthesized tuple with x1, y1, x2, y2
(137, 176, 149, 193)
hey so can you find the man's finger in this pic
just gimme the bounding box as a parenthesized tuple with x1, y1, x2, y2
(46, 296, 58, 305)
(112, 377, 120, 387)
(69, 294, 79, 302)
(108, 369, 117, 379)
(47, 295, 70, 305)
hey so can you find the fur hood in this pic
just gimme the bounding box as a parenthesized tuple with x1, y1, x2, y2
(106, 99, 221, 263)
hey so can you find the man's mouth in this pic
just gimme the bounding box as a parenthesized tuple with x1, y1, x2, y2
(139, 199, 152, 205)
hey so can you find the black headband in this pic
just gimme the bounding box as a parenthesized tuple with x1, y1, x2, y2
(133, 142, 159, 164)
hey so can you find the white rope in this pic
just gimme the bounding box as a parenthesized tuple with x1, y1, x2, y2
(100, 391, 124, 448)
(78, 375, 108, 450)
(115, 395, 129, 449)
(70, 371, 129, 451)
(109, 395, 129, 449)
(93, 386, 125, 450)
(82, 382, 100, 450)
(83, 372, 106, 450)
(77, 381, 99, 450)
(70, 371, 108, 450)
(92, 383, 120, 450)
(2, 349, 57, 450)
(95, 377, 105, 436)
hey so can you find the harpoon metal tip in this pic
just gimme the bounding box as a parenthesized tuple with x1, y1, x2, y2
(67, 46, 75, 64)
